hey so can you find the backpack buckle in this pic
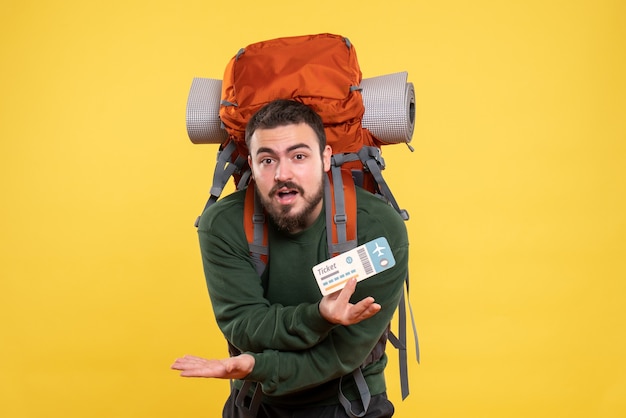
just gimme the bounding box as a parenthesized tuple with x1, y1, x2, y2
(334, 214, 347, 224)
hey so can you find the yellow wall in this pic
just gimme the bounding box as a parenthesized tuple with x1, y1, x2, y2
(1, 0, 625, 417)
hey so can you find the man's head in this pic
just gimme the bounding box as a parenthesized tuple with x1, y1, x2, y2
(245, 99, 327, 153)
(246, 100, 332, 234)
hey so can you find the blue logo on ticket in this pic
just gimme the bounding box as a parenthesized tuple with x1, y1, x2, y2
(312, 237, 396, 296)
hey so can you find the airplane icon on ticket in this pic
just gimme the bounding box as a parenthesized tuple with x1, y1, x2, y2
(372, 242, 386, 257)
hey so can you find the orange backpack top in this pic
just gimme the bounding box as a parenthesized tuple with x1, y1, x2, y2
(220, 34, 375, 152)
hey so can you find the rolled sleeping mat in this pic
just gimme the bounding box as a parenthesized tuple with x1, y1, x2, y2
(186, 72, 415, 144)
(186, 78, 229, 144)
(360, 72, 415, 144)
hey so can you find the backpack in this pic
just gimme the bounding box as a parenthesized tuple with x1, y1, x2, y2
(186, 33, 419, 416)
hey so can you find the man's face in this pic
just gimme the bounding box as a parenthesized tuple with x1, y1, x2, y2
(248, 123, 332, 234)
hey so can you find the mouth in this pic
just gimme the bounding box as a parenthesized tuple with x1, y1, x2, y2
(271, 182, 303, 206)
(275, 188, 299, 205)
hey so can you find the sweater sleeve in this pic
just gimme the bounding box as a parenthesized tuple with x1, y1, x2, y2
(245, 194, 410, 396)
(198, 192, 336, 353)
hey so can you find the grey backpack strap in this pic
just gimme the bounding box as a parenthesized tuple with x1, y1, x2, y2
(195, 140, 249, 227)
(387, 274, 420, 400)
(325, 165, 358, 254)
(338, 369, 371, 418)
(324, 174, 335, 253)
(331, 164, 348, 248)
(248, 187, 268, 276)
(406, 273, 420, 365)
(325, 165, 376, 417)
(227, 342, 263, 415)
(357, 146, 409, 221)
(235, 380, 263, 416)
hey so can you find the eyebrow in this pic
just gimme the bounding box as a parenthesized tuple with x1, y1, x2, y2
(254, 143, 312, 156)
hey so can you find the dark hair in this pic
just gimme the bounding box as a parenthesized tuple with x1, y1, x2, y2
(245, 99, 327, 154)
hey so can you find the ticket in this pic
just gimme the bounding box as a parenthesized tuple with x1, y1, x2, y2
(312, 237, 396, 296)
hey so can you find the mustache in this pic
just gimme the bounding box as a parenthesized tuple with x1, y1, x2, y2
(269, 181, 305, 196)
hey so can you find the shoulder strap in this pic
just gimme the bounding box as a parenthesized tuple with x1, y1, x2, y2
(244, 183, 268, 275)
(194, 139, 250, 227)
(356, 146, 409, 221)
(325, 167, 358, 256)
(331, 146, 409, 221)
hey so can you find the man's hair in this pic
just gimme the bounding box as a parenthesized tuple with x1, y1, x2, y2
(245, 99, 327, 154)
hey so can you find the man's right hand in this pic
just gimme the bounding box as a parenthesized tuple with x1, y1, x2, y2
(171, 354, 255, 380)
(318, 278, 381, 325)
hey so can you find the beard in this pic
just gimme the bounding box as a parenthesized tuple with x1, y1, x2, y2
(256, 178, 325, 234)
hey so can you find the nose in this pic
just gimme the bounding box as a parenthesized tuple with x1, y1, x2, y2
(274, 161, 293, 182)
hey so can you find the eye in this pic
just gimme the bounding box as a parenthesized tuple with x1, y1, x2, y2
(294, 153, 306, 161)
(259, 157, 274, 165)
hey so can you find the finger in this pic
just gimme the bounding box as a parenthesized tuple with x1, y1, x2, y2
(174, 361, 217, 376)
(360, 302, 381, 319)
(171, 355, 208, 369)
(351, 298, 381, 320)
(171, 360, 194, 370)
(336, 278, 357, 304)
(351, 296, 375, 312)
(179, 368, 210, 377)
(181, 354, 206, 362)
(179, 360, 230, 379)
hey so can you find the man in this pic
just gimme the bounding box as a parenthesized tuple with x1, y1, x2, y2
(172, 99, 409, 417)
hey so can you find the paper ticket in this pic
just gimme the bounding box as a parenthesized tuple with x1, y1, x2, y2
(312, 237, 396, 296)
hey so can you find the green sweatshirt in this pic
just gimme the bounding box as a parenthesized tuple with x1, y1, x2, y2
(197, 186, 409, 407)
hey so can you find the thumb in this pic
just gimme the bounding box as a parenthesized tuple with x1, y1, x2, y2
(336, 277, 357, 303)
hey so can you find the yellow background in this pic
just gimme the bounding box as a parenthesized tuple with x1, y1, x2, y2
(1, 0, 625, 417)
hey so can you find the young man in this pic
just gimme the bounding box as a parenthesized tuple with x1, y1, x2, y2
(172, 100, 409, 417)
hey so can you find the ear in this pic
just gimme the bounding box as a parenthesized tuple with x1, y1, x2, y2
(248, 155, 255, 179)
(322, 145, 332, 172)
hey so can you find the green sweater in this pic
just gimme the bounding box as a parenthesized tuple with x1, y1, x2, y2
(197, 186, 409, 407)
